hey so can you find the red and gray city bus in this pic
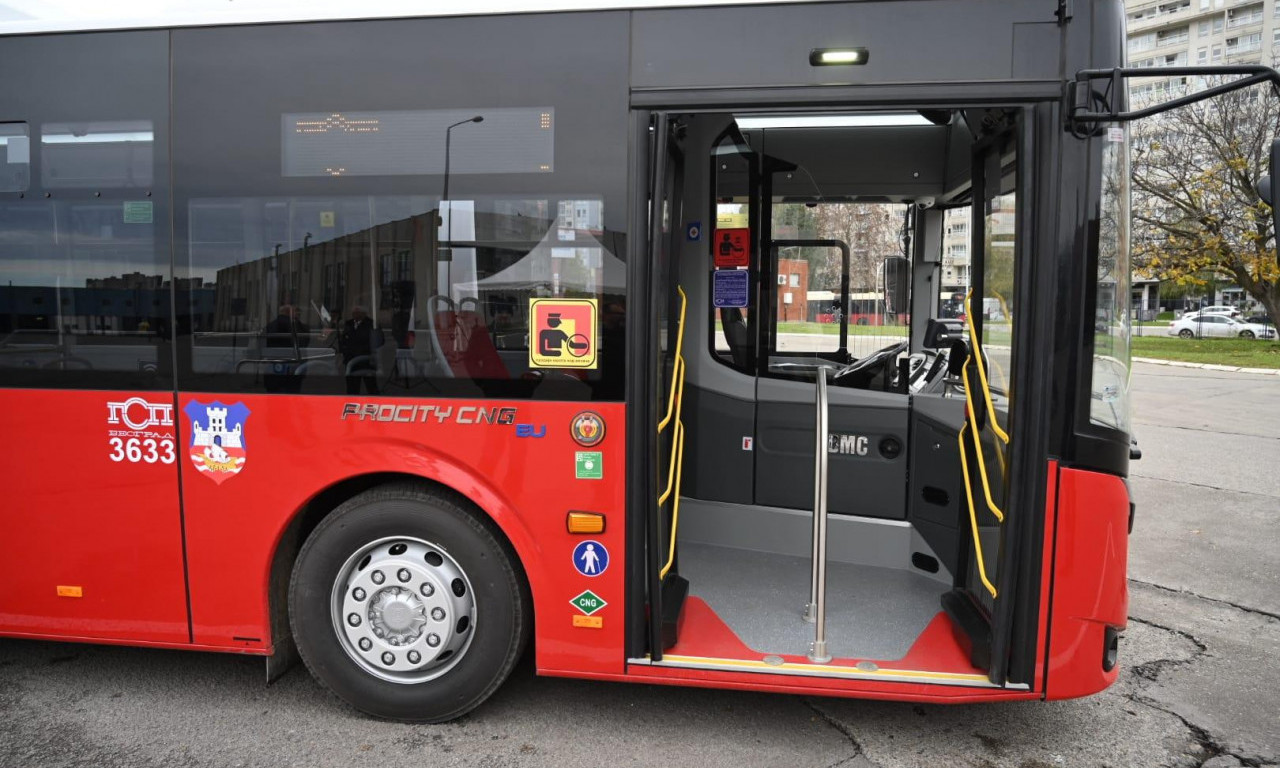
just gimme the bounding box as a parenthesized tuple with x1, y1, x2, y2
(2, 0, 1276, 723)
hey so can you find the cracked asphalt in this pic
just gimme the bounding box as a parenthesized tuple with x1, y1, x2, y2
(1, 361, 1277, 768)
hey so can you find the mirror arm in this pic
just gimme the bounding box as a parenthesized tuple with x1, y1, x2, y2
(1067, 65, 1280, 128)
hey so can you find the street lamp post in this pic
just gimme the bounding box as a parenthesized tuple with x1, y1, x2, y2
(443, 115, 484, 205)
(441, 115, 484, 301)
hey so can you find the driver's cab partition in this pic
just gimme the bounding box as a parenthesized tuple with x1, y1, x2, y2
(641, 108, 1024, 687)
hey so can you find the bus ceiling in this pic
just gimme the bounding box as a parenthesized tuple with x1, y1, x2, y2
(727, 109, 995, 204)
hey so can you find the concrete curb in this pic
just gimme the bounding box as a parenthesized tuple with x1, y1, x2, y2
(1133, 356, 1280, 376)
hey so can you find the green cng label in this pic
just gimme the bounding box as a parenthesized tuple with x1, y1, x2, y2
(570, 590, 607, 616)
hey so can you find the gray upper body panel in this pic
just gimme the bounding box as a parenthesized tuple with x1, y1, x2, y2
(631, 1, 1062, 91)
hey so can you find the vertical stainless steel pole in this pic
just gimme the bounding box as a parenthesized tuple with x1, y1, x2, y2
(807, 369, 832, 664)
(804, 368, 822, 624)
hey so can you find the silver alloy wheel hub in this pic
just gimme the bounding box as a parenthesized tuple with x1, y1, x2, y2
(330, 536, 476, 684)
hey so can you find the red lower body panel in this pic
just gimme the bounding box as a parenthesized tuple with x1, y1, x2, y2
(1044, 466, 1130, 699)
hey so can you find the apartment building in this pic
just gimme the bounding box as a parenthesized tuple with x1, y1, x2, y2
(1126, 0, 1276, 99)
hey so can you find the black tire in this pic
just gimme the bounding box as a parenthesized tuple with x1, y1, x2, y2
(1178, 328, 1195, 339)
(1240, 330, 1255, 339)
(290, 482, 528, 722)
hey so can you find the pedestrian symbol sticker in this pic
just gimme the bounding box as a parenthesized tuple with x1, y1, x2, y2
(573, 540, 608, 577)
(570, 590, 607, 616)
(575, 451, 603, 480)
(530, 298, 598, 369)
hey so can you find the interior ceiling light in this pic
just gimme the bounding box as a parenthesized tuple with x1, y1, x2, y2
(810, 47, 869, 66)
(734, 114, 935, 130)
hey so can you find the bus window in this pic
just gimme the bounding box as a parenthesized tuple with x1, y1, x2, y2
(0, 35, 172, 392)
(170, 18, 630, 400)
(1089, 125, 1132, 433)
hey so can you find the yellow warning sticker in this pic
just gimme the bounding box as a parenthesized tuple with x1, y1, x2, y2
(530, 298, 598, 369)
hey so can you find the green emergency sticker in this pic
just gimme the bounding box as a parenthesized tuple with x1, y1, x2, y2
(575, 451, 603, 480)
(123, 201, 153, 224)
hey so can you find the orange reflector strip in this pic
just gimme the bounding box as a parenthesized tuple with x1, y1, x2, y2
(57, 586, 83, 598)
(572, 615, 603, 629)
(566, 511, 605, 534)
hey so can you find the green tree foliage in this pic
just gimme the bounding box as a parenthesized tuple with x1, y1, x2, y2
(1131, 82, 1280, 323)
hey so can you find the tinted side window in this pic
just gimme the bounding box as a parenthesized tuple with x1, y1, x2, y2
(0, 32, 172, 390)
(173, 14, 629, 400)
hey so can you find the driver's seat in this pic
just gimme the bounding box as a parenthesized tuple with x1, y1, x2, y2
(719, 307, 752, 369)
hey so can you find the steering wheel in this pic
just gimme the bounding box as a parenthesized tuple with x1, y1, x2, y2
(831, 340, 909, 387)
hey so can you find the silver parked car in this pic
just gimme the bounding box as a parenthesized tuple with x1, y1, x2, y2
(1168, 314, 1277, 339)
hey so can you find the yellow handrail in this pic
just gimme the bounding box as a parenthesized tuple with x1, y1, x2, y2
(958, 422, 998, 599)
(659, 421, 685, 581)
(658, 286, 688, 581)
(658, 287, 688, 434)
(961, 290, 1009, 523)
(962, 290, 1010, 446)
(954, 288, 1015, 599)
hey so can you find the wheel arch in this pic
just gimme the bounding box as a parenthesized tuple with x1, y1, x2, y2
(265, 470, 536, 676)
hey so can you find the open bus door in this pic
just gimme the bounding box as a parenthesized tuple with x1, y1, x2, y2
(633, 107, 1041, 692)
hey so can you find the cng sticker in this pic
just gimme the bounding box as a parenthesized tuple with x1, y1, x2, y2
(570, 590, 607, 616)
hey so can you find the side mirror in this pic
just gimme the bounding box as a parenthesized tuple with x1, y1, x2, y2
(881, 256, 910, 316)
(1260, 137, 1280, 240)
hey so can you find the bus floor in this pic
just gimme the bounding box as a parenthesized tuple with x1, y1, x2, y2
(670, 542, 979, 675)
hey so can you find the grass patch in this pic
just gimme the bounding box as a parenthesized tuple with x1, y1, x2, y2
(1131, 336, 1280, 369)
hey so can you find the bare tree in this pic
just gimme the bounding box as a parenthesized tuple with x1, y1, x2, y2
(1130, 82, 1280, 324)
(811, 203, 905, 291)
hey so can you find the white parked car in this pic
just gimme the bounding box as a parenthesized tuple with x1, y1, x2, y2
(1168, 314, 1277, 339)
(1181, 305, 1241, 319)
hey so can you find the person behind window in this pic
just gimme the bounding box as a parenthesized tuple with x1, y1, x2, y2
(339, 305, 382, 395)
(263, 304, 310, 349)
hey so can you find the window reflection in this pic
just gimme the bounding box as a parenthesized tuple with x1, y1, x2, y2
(0, 123, 29, 192)
(281, 108, 554, 178)
(0, 198, 169, 374)
(184, 195, 624, 397)
(41, 120, 154, 188)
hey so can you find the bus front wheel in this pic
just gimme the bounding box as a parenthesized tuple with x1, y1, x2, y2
(289, 483, 528, 722)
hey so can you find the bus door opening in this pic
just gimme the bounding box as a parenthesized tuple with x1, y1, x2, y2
(636, 109, 1031, 691)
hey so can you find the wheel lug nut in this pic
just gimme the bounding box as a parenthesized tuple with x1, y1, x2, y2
(371, 570, 385, 585)
(397, 568, 411, 583)
(352, 587, 366, 601)
(426, 633, 441, 648)
(431, 607, 446, 621)
(408, 650, 421, 664)
(359, 638, 372, 651)
(381, 652, 395, 666)
(420, 583, 434, 597)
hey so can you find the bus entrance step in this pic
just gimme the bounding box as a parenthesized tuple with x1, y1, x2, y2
(660, 573, 690, 650)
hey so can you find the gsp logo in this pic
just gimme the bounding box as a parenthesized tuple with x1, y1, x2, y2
(107, 398, 174, 430)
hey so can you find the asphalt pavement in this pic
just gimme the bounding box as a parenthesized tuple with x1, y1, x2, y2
(1, 361, 1277, 768)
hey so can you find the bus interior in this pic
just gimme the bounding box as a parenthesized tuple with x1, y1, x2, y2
(648, 108, 1021, 686)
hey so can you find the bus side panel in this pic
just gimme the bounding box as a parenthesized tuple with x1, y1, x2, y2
(1044, 466, 1129, 700)
(0, 389, 189, 644)
(177, 394, 627, 674)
